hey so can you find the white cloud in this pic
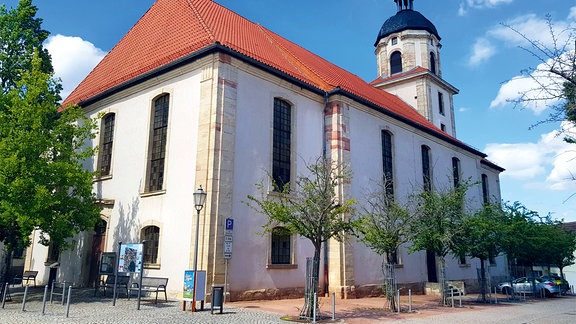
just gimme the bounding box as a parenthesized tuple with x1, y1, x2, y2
(484, 125, 576, 191)
(488, 14, 574, 49)
(459, 0, 513, 15)
(569, 6, 576, 20)
(44, 34, 106, 100)
(489, 53, 572, 113)
(468, 38, 496, 66)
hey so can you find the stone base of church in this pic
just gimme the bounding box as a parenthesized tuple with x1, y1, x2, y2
(353, 282, 426, 298)
(225, 282, 428, 302)
(229, 287, 305, 302)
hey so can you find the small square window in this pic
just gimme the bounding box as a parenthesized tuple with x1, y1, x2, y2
(391, 37, 398, 45)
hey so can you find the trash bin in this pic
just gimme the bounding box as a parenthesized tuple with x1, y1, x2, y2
(211, 286, 224, 314)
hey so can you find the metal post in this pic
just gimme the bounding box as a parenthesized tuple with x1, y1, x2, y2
(2, 282, 9, 308)
(331, 292, 335, 320)
(113, 241, 122, 306)
(65, 286, 72, 318)
(408, 289, 412, 313)
(61, 281, 66, 305)
(397, 289, 400, 313)
(224, 258, 228, 305)
(137, 242, 145, 311)
(451, 289, 454, 308)
(312, 292, 317, 323)
(21, 285, 29, 311)
(192, 209, 201, 312)
(42, 285, 48, 315)
(50, 281, 54, 304)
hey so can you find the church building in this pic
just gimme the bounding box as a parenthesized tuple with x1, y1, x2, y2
(23, 0, 506, 300)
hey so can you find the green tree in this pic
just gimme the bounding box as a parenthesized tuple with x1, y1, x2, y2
(0, 0, 54, 92)
(246, 157, 356, 319)
(0, 53, 100, 285)
(457, 203, 507, 302)
(355, 178, 413, 311)
(409, 181, 471, 305)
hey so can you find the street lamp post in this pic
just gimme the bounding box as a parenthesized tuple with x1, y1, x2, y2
(191, 185, 207, 312)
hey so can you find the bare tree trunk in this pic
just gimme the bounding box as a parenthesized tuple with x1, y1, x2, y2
(300, 245, 321, 319)
(382, 256, 397, 312)
(439, 257, 448, 306)
(479, 257, 487, 302)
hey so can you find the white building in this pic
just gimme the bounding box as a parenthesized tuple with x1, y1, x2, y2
(23, 0, 506, 300)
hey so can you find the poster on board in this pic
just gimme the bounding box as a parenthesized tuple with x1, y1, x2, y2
(117, 243, 143, 273)
(183, 270, 206, 301)
(99, 252, 117, 275)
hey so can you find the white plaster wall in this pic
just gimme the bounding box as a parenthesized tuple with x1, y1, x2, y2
(347, 104, 506, 287)
(230, 69, 325, 292)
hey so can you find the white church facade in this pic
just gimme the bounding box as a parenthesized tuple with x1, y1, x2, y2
(22, 0, 506, 300)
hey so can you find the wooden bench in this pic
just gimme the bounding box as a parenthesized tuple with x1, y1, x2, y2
(14, 271, 38, 287)
(95, 275, 131, 297)
(128, 277, 168, 303)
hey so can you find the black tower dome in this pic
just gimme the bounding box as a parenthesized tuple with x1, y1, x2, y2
(374, 0, 440, 46)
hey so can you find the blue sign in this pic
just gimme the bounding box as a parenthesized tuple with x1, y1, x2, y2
(225, 218, 234, 230)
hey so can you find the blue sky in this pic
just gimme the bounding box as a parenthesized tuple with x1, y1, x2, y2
(5, 0, 576, 222)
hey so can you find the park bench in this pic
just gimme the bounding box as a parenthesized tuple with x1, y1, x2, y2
(128, 277, 168, 304)
(14, 270, 38, 287)
(95, 274, 131, 297)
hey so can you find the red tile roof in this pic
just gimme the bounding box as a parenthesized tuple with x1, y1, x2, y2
(63, 0, 486, 158)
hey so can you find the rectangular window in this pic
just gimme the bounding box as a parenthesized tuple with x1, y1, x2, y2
(148, 95, 169, 192)
(381, 130, 394, 199)
(272, 98, 291, 191)
(421, 146, 431, 192)
(440, 123, 446, 132)
(98, 113, 115, 176)
(438, 92, 444, 115)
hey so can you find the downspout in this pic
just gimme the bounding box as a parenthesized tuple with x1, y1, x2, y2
(322, 92, 329, 296)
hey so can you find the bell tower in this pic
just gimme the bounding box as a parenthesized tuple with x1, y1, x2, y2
(372, 0, 458, 137)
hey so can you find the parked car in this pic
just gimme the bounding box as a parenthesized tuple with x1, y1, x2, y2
(497, 277, 560, 297)
(540, 275, 569, 294)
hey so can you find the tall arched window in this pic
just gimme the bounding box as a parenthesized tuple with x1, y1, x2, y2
(271, 227, 291, 264)
(272, 98, 292, 191)
(381, 130, 394, 200)
(452, 157, 460, 188)
(98, 113, 115, 176)
(142, 225, 160, 266)
(421, 145, 432, 191)
(482, 174, 489, 204)
(430, 52, 437, 75)
(147, 94, 170, 192)
(390, 51, 402, 75)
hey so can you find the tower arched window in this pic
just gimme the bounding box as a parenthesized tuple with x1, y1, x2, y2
(430, 52, 437, 75)
(390, 51, 402, 75)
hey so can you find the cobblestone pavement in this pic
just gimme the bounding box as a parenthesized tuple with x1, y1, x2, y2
(1, 286, 286, 324)
(1, 285, 575, 323)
